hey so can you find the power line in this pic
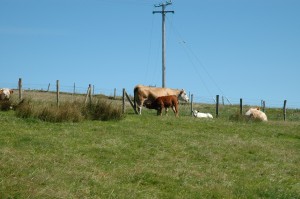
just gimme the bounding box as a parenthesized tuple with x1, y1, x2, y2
(95, 0, 153, 6)
(165, 16, 226, 97)
(144, 14, 155, 82)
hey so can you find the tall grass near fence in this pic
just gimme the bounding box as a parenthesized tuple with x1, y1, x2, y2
(11, 91, 124, 122)
(15, 99, 85, 122)
(6, 89, 300, 121)
(0, 100, 12, 111)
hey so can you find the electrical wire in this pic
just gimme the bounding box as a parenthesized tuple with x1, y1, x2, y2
(166, 16, 227, 98)
(95, 0, 154, 6)
(144, 14, 155, 82)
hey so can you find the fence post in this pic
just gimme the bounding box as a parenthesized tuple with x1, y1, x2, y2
(73, 83, 76, 95)
(225, 96, 232, 105)
(190, 94, 194, 116)
(114, 88, 117, 99)
(47, 83, 50, 92)
(216, 95, 219, 118)
(56, 80, 60, 107)
(122, 88, 125, 114)
(18, 78, 22, 100)
(240, 98, 243, 115)
(283, 100, 287, 121)
(85, 84, 92, 104)
(89, 84, 92, 103)
(262, 100, 266, 112)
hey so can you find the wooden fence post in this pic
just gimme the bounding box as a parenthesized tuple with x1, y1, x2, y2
(262, 100, 266, 112)
(122, 88, 125, 114)
(89, 84, 92, 103)
(18, 78, 22, 100)
(216, 95, 219, 118)
(114, 88, 117, 99)
(225, 96, 232, 105)
(283, 100, 287, 121)
(124, 90, 137, 114)
(190, 94, 194, 116)
(85, 84, 92, 104)
(73, 83, 76, 95)
(56, 80, 60, 107)
(240, 98, 243, 115)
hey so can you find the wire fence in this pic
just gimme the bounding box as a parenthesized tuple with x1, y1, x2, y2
(121, 94, 300, 122)
(0, 81, 121, 98)
(1, 79, 300, 110)
(2, 79, 300, 122)
(191, 95, 298, 109)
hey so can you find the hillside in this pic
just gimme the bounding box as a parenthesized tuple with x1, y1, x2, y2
(1, 92, 299, 198)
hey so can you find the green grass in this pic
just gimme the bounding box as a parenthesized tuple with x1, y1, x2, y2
(1, 108, 299, 198)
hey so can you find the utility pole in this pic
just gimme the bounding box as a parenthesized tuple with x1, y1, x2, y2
(153, 1, 174, 88)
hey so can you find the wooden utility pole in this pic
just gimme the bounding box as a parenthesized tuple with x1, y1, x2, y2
(153, 1, 174, 88)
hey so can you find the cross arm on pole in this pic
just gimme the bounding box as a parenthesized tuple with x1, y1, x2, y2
(153, 11, 174, 14)
(154, 0, 172, 8)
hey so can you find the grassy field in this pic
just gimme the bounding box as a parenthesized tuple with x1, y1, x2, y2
(1, 91, 300, 198)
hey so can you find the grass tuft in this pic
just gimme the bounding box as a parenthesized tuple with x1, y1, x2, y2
(229, 112, 264, 123)
(83, 100, 124, 121)
(14, 98, 123, 122)
(0, 100, 12, 111)
(15, 99, 34, 118)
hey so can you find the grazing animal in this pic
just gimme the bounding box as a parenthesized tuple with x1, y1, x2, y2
(134, 84, 189, 115)
(192, 110, 213, 119)
(144, 95, 179, 117)
(0, 88, 14, 100)
(245, 107, 268, 121)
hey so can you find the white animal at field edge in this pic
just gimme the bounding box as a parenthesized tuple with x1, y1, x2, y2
(245, 107, 268, 122)
(0, 88, 14, 100)
(192, 110, 213, 119)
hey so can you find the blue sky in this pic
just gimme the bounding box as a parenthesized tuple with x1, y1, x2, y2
(1, 0, 299, 108)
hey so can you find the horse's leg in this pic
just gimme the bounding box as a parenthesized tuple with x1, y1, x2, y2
(165, 107, 169, 116)
(173, 105, 178, 117)
(138, 98, 146, 115)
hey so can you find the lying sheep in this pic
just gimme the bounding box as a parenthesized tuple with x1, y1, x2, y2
(245, 107, 268, 122)
(192, 110, 213, 119)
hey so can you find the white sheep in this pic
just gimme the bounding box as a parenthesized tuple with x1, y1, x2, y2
(192, 110, 213, 119)
(245, 107, 268, 121)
